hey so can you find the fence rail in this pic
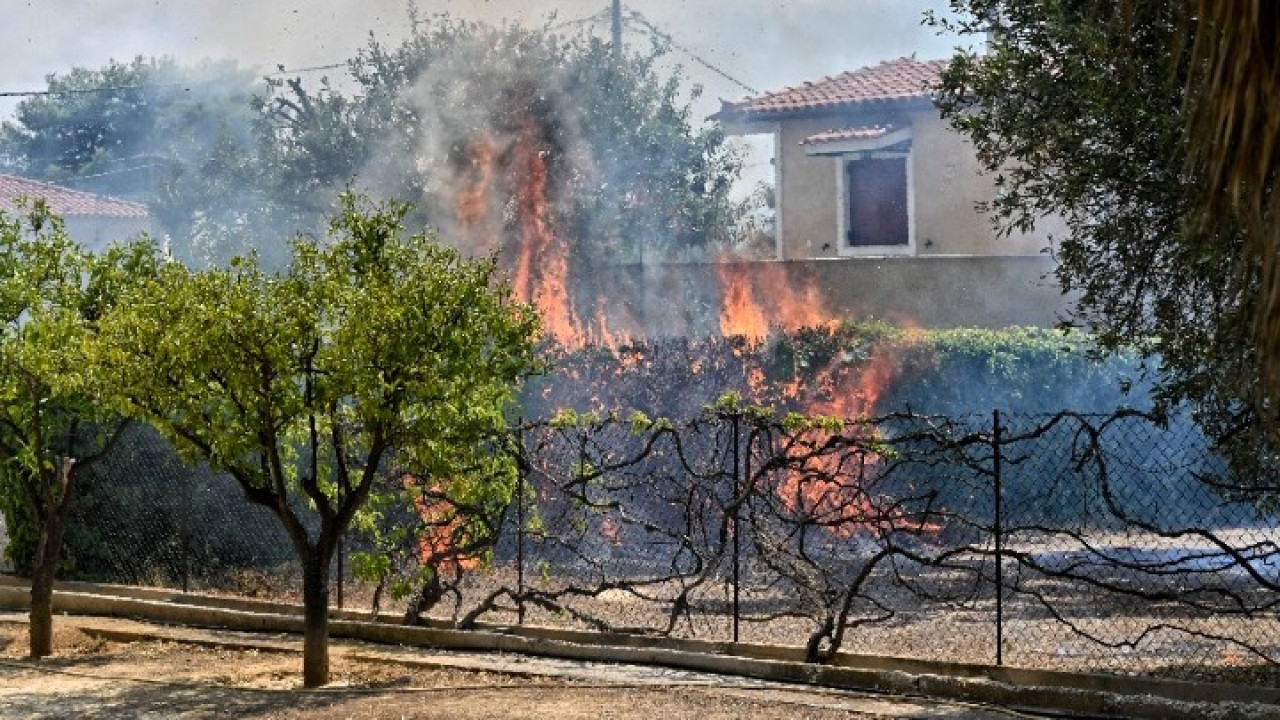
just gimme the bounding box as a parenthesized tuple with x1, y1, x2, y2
(28, 407, 1280, 683)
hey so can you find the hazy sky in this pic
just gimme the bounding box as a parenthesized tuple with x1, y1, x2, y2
(3, 1, 965, 117)
(2, 1, 967, 192)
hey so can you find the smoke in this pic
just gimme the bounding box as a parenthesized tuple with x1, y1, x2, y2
(0, 1, 961, 143)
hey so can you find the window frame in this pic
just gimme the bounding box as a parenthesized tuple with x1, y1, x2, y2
(835, 149, 914, 257)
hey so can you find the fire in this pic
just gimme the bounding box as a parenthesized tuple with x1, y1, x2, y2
(718, 265, 769, 341)
(455, 136, 499, 256)
(716, 260, 835, 343)
(510, 127, 585, 347)
(406, 477, 481, 574)
(453, 122, 640, 349)
(764, 332, 926, 538)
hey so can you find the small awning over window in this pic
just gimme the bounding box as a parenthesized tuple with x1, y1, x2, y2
(801, 124, 911, 156)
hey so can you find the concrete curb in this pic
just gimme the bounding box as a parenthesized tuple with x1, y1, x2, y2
(1, 577, 1277, 719)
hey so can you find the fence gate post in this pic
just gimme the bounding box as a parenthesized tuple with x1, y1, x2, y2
(993, 409, 1004, 666)
(731, 411, 741, 644)
(516, 421, 526, 626)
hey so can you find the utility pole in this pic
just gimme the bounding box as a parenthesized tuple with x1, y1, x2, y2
(611, 0, 623, 65)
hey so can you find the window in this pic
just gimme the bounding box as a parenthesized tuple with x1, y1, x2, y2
(845, 154, 909, 248)
(804, 125, 914, 255)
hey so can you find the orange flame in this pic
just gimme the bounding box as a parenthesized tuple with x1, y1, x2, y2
(407, 478, 481, 573)
(716, 260, 835, 343)
(717, 264, 770, 341)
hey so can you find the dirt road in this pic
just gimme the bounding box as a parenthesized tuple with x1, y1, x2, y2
(0, 612, 1022, 719)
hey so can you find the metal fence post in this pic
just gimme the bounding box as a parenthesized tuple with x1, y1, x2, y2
(731, 411, 741, 644)
(993, 408, 1004, 666)
(179, 483, 190, 593)
(180, 535, 189, 594)
(336, 533, 344, 610)
(516, 420, 526, 626)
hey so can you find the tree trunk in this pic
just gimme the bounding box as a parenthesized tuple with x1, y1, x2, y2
(402, 566, 443, 626)
(300, 549, 331, 688)
(29, 485, 69, 659)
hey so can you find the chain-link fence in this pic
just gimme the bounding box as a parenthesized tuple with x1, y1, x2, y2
(20, 409, 1280, 681)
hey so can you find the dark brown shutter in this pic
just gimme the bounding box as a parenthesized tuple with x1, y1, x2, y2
(846, 156, 908, 247)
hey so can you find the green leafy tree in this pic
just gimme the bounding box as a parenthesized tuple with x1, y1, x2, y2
(96, 193, 541, 687)
(0, 202, 140, 657)
(925, 2, 1272, 465)
(0, 56, 263, 266)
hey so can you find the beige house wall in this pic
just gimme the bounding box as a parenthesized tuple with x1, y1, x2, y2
(605, 255, 1072, 335)
(911, 113, 1058, 256)
(770, 111, 1059, 261)
(776, 117, 843, 260)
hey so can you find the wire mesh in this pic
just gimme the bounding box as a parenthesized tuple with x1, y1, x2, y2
(11, 407, 1280, 683)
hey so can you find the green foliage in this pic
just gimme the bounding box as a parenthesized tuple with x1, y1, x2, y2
(0, 202, 142, 574)
(100, 192, 540, 489)
(530, 322, 1142, 420)
(880, 326, 1146, 414)
(927, 3, 1263, 451)
(95, 193, 540, 681)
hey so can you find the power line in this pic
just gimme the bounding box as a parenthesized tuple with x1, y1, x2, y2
(0, 62, 350, 99)
(548, 9, 608, 31)
(0, 85, 150, 98)
(543, 4, 758, 95)
(59, 164, 157, 182)
(624, 11, 758, 95)
(264, 63, 348, 77)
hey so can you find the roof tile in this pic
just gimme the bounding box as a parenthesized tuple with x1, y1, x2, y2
(801, 124, 899, 146)
(0, 173, 149, 219)
(719, 57, 947, 119)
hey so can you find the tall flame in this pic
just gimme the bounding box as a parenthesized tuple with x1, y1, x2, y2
(513, 128, 585, 347)
(717, 265, 769, 341)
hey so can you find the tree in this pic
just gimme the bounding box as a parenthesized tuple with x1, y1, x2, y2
(255, 16, 743, 265)
(0, 56, 264, 266)
(1181, 1, 1280, 401)
(0, 202, 138, 657)
(925, 2, 1275, 462)
(96, 193, 541, 687)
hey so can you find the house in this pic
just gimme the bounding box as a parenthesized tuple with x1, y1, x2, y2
(0, 173, 153, 253)
(709, 57, 1069, 328)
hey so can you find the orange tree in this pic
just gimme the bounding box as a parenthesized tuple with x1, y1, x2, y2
(96, 193, 541, 686)
(0, 203, 144, 658)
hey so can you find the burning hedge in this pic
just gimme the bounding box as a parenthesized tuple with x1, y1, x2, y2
(522, 323, 1146, 421)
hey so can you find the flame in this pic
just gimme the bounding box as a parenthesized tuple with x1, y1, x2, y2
(768, 332, 931, 538)
(508, 128, 586, 347)
(406, 478, 481, 573)
(455, 135, 499, 256)
(717, 264, 770, 341)
(716, 260, 835, 343)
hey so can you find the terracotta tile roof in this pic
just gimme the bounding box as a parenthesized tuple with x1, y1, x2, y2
(0, 173, 149, 219)
(801, 124, 899, 146)
(717, 57, 947, 120)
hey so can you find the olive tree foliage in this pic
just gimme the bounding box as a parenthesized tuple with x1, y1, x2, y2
(95, 193, 542, 686)
(925, 2, 1279, 485)
(0, 202, 142, 658)
(0, 57, 263, 266)
(255, 15, 744, 264)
